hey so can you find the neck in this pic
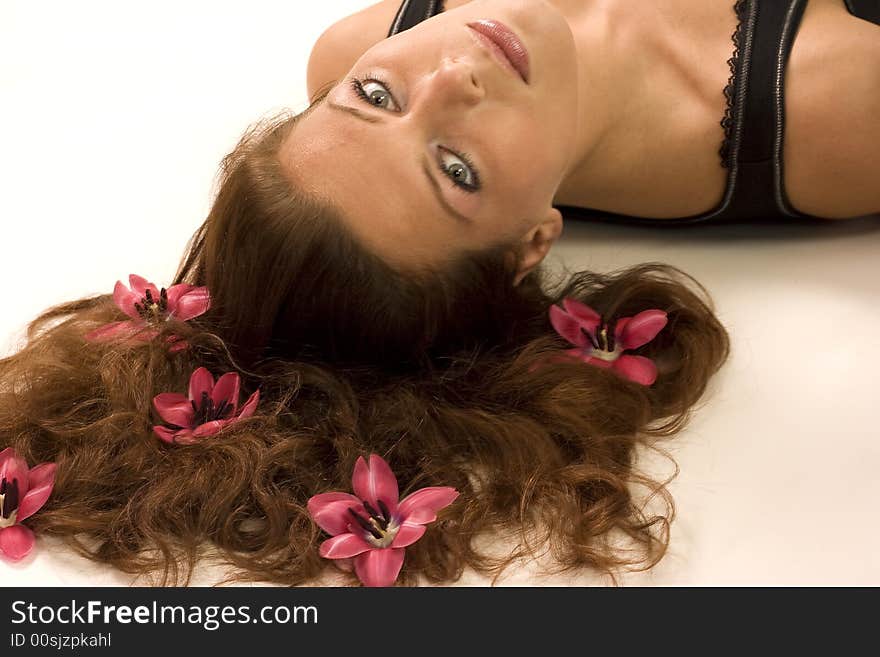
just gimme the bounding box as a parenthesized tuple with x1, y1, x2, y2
(550, 1, 642, 207)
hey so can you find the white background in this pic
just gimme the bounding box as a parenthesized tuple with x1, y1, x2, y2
(2, 0, 879, 586)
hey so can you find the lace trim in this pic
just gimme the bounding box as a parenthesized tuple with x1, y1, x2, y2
(718, 0, 750, 169)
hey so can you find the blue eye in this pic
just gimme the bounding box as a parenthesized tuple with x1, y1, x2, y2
(347, 75, 482, 193)
(350, 76, 401, 111)
(436, 147, 480, 193)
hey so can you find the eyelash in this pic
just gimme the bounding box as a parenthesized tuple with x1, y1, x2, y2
(347, 73, 482, 193)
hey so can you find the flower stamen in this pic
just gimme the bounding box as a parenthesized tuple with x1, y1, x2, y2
(189, 391, 234, 426)
(581, 326, 599, 350)
(579, 315, 621, 361)
(348, 507, 383, 540)
(0, 476, 20, 528)
(377, 499, 391, 524)
(134, 287, 170, 322)
(348, 500, 400, 548)
(362, 501, 389, 530)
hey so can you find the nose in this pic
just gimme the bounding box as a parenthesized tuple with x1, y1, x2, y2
(423, 56, 485, 109)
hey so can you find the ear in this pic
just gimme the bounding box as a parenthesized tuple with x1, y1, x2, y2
(512, 206, 563, 286)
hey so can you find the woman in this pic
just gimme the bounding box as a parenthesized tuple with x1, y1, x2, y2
(301, 0, 880, 247)
(14, 0, 855, 589)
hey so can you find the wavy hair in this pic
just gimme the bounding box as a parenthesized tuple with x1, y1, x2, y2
(0, 91, 730, 586)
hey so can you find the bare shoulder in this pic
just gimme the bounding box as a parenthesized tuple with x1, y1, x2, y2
(784, 0, 880, 219)
(306, 0, 406, 102)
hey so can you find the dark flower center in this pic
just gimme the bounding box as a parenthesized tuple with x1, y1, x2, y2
(134, 287, 169, 322)
(347, 499, 399, 548)
(190, 391, 234, 426)
(0, 476, 20, 527)
(581, 315, 617, 354)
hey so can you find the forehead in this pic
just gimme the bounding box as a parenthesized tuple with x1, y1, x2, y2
(279, 98, 453, 266)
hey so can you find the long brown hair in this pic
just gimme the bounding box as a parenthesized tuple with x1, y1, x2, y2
(0, 92, 730, 586)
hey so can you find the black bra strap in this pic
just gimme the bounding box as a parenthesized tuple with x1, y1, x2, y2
(844, 0, 880, 24)
(387, 0, 445, 38)
(724, 0, 810, 220)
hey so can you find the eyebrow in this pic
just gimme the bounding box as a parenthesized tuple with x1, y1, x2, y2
(327, 98, 387, 124)
(326, 99, 474, 225)
(419, 156, 473, 225)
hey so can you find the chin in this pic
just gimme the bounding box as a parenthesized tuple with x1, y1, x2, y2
(501, 0, 569, 37)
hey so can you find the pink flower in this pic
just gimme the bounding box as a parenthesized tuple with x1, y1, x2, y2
(85, 274, 210, 352)
(307, 454, 459, 587)
(546, 297, 668, 386)
(0, 447, 57, 562)
(151, 367, 260, 445)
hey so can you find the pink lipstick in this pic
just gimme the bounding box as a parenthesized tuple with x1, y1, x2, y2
(466, 19, 530, 84)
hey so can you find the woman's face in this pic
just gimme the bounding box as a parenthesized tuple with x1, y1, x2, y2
(279, 0, 580, 276)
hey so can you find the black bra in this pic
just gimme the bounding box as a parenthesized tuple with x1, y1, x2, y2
(387, 0, 446, 37)
(387, 0, 879, 226)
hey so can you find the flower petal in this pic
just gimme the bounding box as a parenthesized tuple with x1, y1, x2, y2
(164, 283, 195, 308)
(0, 524, 35, 561)
(168, 286, 211, 321)
(397, 487, 459, 525)
(188, 367, 215, 402)
(318, 533, 373, 559)
(613, 354, 659, 386)
(549, 304, 589, 348)
(16, 463, 57, 521)
(309, 492, 362, 508)
(354, 548, 405, 587)
(352, 454, 399, 511)
(236, 390, 260, 420)
(152, 425, 180, 444)
(128, 274, 158, 299)
(390, 521, 426, 548)
(25, 462, 55, 490)
(170, 429, 199, 445)
(112, 280, 141, 319)
(191, 420, 225, 438)
(166, 336, 190, 353)
(307, 492, 365, 536)
(0, 448, 30, 493)
(616, 309, 668, 350)
(152, 393, 194, 428)
(211, 372, 241, 415)
(127, 327, 159, 343)
(84, 320, 139, 342)
(562, 298, 602, 329)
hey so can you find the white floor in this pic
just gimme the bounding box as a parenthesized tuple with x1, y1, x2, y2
(2, 1, 878, 586)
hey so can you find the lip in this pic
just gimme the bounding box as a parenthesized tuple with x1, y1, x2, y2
(465, 19, 530, 85)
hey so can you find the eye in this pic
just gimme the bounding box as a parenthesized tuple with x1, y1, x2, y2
(437, 147, 480, 193)
(349, 76, 401, 111)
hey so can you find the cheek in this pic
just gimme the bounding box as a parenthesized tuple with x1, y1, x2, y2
(500, 128, 560, 196)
